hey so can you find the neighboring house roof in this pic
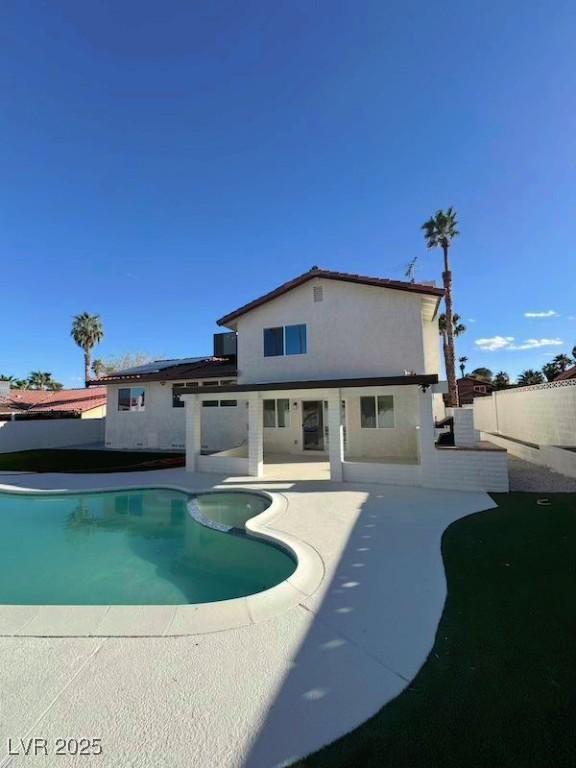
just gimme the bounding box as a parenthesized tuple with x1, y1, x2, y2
(554, 366, 576, 381)
(217, 267, 445, 327)
(458, 376, 495, 388)
(91, 357, 238, 385)
(0, 387, 107, 416)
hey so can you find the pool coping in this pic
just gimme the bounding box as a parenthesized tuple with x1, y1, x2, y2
(0, 484, 325, 638)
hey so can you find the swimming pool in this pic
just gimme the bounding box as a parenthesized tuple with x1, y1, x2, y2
(0, 489, 296, 606)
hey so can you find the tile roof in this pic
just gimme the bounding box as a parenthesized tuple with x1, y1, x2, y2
(554, 366, 576, 381)
(217, 267, 444, 326)
(91, 357, 237, 385)
(0, 387, 107, 416)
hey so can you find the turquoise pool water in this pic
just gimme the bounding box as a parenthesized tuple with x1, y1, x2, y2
(0, 489, 296, 605)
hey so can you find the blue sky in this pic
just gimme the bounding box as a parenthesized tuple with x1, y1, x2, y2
(1, 0, 574, 386)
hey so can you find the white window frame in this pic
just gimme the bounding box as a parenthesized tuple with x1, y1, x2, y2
(263, 398, 291, 428)
(118, 386, 146, 413)
(360, 395, 395, 429)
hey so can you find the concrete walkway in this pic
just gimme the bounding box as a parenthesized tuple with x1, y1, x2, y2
(0, 468, 494, 768)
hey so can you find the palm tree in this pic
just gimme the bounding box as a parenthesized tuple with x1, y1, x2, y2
(0, 374, 15, 383)
(542, 362, 559, 382)
(552, 353, 573, 372)
(46, 380, 63, 391)
(493, 371, 510, 389)
(91, 359, 106, 379)
(422, 207, 460, 406)
(28, 371, 54, 390)
(71, 313, 104, 386)
(517, 369, 545, 387)
(438, 313, 466, 387)
(11, 379, 30, 390)
(458, 356, 468, 377)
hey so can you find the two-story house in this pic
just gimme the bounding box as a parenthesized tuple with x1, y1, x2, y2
(95, 267, 508, 490)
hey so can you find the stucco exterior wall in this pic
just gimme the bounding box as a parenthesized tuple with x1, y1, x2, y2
(233, 277, 440, 384)
(345, 388, 419, 459)
(81, 405, 107, 419)
(105, 383, 246, 452)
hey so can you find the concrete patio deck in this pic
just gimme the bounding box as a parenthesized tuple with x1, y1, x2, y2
(0, 467, 495, 768)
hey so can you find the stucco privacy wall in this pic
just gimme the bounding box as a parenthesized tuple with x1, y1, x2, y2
(233, 277, 440, 384)
(473, 381, 576, 446)
(0, 418, 105, 453)
(105, 383, 246, 451)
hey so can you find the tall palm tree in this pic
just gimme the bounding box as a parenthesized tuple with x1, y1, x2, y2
(71, 313, 104, 386)
(91, 359, 106, 379)
(458, 356, 468, 377)
(438, 313, 466, 385)
(517, 369, 545, 387)
(422, 207, 460, 406)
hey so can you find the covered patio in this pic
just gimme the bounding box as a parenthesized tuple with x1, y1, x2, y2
(181, 375, 442, 485)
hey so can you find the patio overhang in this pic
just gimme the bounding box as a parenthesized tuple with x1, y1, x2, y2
(177, 373, 439, 396)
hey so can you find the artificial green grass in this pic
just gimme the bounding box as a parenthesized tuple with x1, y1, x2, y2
(0, 449, 185, 473)
(294, 493, 576, 768)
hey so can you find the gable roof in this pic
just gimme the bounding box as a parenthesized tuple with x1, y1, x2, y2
(458, 376, 495, 387)
(90, 357, 237, 385)
(0, 387, 107, 416)
(554, 366, 576, 381)
(217, 267, 444, 327)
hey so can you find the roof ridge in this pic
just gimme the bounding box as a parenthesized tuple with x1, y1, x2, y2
(217, 267, 443, 326)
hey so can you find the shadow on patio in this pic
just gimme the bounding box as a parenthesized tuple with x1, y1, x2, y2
(237, 479, 490, 767)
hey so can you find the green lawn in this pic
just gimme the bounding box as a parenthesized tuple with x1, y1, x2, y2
(294, 493, 576, 768)
(0, 449, 185, 473)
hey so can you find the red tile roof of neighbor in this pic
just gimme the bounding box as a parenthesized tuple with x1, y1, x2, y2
(555, 366, 576, 381)
(0, 387, 107, 416)
(217, 267, 444, 326)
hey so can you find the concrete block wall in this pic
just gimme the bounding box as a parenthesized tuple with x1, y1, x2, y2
(0, 418, 105, 453)
(453, 408, 476, 447)
(473, 382, 576, 447)
(432, 447, 509, 492)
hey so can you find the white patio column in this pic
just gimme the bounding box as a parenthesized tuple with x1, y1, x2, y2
(417, 387, 437, 484)
(247, 392, 264, 478)
(327, 390, 344, 482)
(183, 394, 201, 472)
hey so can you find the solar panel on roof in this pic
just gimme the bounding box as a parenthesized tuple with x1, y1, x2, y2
(111, 357, 208, 376)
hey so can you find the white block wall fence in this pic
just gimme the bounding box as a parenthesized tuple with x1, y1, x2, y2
(473, 380, 576, 479)
(473, 380, 576, 447)
(0, 418, 105, 453)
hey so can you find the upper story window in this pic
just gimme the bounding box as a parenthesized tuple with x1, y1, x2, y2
(118, 387, 145, 412)
(360, 395, 394, 428)
(263, 324, 307, 357)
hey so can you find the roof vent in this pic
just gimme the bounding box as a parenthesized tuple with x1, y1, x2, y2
(313, 286, 323, 303)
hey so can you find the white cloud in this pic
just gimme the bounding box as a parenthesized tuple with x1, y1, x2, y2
(474, 336, 515, 351)
(467, 318, 476, 323)
(524, 310, 559, 318)
(474, 336, 563, 352)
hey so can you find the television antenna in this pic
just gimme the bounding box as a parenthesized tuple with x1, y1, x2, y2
(405, 257, 418, 283)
